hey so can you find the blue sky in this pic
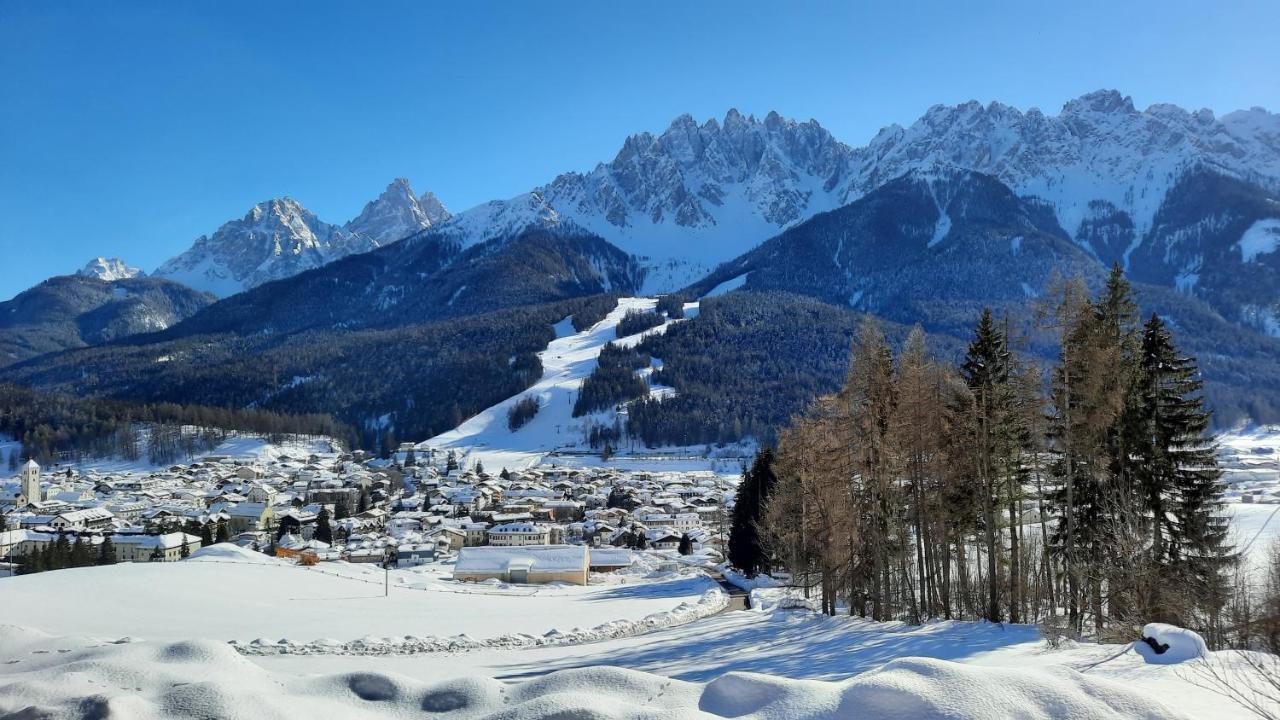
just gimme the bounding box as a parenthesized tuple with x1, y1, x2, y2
(1, 0, 1277, 300)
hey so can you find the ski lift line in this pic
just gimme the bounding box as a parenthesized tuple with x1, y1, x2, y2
(1237, 503, 1280, 557)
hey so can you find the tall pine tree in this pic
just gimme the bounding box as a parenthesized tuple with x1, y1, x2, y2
(728, 447, 777, 577)
(1132, 313, 1232, 632)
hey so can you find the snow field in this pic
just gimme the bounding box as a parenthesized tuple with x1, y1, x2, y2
(0, 545, 720, 647)
(0, 624, 1195, 720)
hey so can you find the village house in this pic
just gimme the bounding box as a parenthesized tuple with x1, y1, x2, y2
(114, 532, 201, 562)
(225, 502, 275, 534)
(487, 522, 551, 547)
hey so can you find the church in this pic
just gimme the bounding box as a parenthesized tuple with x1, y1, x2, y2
(1, 459, 43, 508)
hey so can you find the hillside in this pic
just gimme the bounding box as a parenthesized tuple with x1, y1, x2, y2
(0, 273, 214, 366)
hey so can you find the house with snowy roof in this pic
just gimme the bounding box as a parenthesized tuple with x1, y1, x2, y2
(453, 544, 588, 585)
(113, 532, 201, 562)
(487, 522, 552, 547)
(225, 502, 275, 533)
(49, 508, 114, 531)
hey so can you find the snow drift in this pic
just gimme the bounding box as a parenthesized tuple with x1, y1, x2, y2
(0, 625, 1192, 720)
(1136, 623, 1209, 665)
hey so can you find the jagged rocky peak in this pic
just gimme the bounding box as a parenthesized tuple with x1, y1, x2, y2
(153, 195, 375, 297)
(77, 257, 144, 281)
(855, 90, 1280, 241)
(417, 190, 451, 225)
(434, 108, 858, 293)
(344, 178, 451, 244)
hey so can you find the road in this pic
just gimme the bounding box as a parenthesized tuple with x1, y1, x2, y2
(707, 570, 749, 612)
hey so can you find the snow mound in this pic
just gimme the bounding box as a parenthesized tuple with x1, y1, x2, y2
(0, 626, 1193, 720)
(1136, 623, 1208, 665)
(186, 542, 281, 564)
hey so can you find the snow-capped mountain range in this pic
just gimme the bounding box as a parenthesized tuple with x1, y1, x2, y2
(145, 91, 1279, 311)
(153, 179, 449, 296)
(428, 90, 1280, 293)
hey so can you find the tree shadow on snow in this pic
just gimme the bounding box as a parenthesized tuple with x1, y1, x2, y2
(495, 611, 1039, 682)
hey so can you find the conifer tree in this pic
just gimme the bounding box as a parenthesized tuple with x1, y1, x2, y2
(960, 309, 1013, 622)
(70, 536, 91, 567)
(1132, 313, 1232, 629)
(315, 508, 334, 544)
(97, 536, 116, 565)
(678, 533, 693, 555)
(728, 447, 777, 576)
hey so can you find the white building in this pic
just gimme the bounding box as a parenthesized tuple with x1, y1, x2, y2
(113, 532, 201, 562)
(487, 522, 551, 547)
(20, 459, 41, 506)
(49, 508, 114, 531)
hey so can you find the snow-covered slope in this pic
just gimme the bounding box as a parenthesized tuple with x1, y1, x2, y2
(154, 179, 448, 297)
(76, 257, 143, 281)
(423, 297, 697, 470)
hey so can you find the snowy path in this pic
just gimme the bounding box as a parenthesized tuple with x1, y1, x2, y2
(422, 296, 696, 471)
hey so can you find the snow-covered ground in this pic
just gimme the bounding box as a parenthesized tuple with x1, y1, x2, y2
(6, 607, 1264, 719)
(244, 601, 1272, 719)
(0, 544, 718, 647)
(421, 297, 703, 472)
(1220, 425, 1280, 581)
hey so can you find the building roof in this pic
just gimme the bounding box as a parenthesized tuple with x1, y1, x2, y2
(489, 522, 549, 534)
(455, 544, 587, 574)
(588, 548, 635, 567)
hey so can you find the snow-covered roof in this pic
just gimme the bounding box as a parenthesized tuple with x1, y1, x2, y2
(489, 522, 549, 534)
(588, 548, 634, 567)
(454, 544, 587, 573)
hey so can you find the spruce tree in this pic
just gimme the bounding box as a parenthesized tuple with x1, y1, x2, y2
(97, 536, 116, 565)
(215, 520, 230, 543)
(960, 309, 1012, 622)
(1132, 313, 1232, 628)
(70, 536, 90, 567)
(678, 533, 693, 555)
(200, 523, 214, 547)
(315, 508, 334, 544)
(52, 533, 72, 571)
(728, 447, 777, 577)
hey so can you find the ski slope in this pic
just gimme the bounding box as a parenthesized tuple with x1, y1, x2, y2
(422, 296, 697, 471)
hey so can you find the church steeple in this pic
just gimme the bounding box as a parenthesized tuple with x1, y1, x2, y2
(20, 459, 40, 506)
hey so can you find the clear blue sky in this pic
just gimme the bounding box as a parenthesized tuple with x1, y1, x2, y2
(1, 0, 1277, 300)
